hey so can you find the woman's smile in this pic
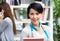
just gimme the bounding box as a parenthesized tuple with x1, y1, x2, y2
(29, 9, 42, 25)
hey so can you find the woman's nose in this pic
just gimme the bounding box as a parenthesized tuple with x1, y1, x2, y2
(33, 15, 37, 18)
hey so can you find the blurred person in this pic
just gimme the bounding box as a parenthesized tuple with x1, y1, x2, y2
(0, 2, 16, 41)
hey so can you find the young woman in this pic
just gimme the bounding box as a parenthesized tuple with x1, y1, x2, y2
(0, 2, 16, 41)
(20, 3, 50, 41)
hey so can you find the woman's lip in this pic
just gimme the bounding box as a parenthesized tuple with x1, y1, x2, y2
(32, 19, 37, 22)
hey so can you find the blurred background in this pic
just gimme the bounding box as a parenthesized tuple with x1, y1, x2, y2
(0, 0, 60, 41)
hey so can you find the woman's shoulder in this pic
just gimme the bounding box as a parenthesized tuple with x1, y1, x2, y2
(42, 25, 50, 31)
(23, 24, 30, 30)
(42, 25, 49, 28)
(22, 24, 31, 32)
(21, 24, 31, 36)
(4, 17, 12, 24)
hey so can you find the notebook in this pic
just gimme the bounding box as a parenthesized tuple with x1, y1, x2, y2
(23, 38, 44, 41)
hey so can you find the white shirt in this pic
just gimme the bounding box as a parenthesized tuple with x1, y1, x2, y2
(20, 24, 51, 41)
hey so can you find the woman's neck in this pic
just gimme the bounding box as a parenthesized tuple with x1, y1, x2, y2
(0, 19, 3, 22)
(32, 23, 40, 28)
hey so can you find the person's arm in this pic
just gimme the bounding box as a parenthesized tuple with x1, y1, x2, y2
(20, 27, 29, 41)
(0, 17, 12, 34)
(6, 17, 14, 41)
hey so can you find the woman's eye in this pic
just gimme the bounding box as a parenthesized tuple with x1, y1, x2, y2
(36, 13, 39, 15)
(30, 13, 39, 15)
(30, 13, 34, 15)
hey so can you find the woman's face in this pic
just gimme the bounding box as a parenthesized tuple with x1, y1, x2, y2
(29, 8, 42, 25)
(0, 9, 4, 20)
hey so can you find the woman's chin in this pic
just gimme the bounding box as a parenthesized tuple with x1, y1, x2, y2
(32, 22, 39, 25)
